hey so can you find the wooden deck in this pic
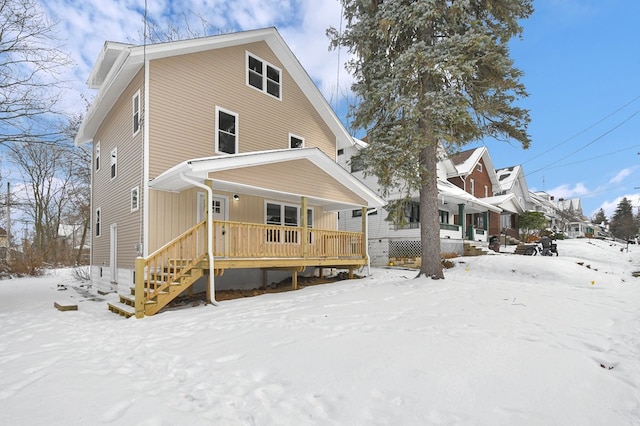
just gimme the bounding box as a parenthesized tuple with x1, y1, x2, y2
(127, 219, 368, 318)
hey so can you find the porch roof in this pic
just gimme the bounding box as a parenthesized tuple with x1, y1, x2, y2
(438, 180, 502, 213)
(149, 148, 385, 211)
(483, 193, 525, 214)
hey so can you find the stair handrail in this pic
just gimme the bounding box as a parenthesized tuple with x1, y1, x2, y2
(135, 220, 207, 317)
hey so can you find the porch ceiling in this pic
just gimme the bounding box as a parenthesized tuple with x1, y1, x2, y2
(148, 148, 385, 211)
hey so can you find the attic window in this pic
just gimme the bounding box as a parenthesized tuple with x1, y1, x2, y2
(477, 163, 482, 172)
(247, 52, 281, 99)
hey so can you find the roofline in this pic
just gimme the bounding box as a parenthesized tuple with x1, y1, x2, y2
(75, 28, 354, 149)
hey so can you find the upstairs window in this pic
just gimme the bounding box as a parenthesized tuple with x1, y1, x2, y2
(477, 163, 482, 172)
(110, 148, 117, 179)
(289, 134, 304, 149)
(95, 208, 101, 237)
(95, 141, 101, 171)
(133, 91, 141, 134)
(216, 107, 238, 154)
(247, 53, 281, 99)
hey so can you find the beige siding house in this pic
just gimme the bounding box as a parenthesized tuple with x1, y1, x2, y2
(75, 28, 383, 318)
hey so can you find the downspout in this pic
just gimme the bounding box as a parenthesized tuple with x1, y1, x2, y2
(179, 172, 218, 305)
(365, 208, 378, 275)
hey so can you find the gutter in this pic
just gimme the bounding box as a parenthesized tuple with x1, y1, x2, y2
(179, 173, 218, 305)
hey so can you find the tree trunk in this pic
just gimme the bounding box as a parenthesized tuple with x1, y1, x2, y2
(418, 145, 444, 279)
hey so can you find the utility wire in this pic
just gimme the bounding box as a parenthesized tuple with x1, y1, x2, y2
(522, 94, 640, 165)
(538, 143, 640, 171)
(527, 108, 640, 176)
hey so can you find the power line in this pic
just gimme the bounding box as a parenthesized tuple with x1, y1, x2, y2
(522, 94, 640, 165)
(527, 108, 640, 176)
(538, 143, 640, 171)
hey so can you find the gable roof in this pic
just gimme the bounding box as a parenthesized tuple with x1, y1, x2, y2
(149, 147, 385, 211)
(447, 146, 500, 190)
(75, 27, 355, 149)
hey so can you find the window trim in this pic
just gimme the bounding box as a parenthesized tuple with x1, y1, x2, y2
(110, 147, 117, 180)
(215, 106, 238, 155)
(131, 186, 139, 212)
(289, 133, 304, 149)
(477, 163, 482, 172)
(95, 207, 101, 237)
(132, 90, 141, 135)
(246, 51, 282, 100)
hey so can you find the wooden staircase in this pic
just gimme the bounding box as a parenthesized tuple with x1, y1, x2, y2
(108, 220, 208, 318)
(107, 261, 205, 318)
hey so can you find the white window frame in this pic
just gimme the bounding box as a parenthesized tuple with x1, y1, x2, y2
(265, 201, 313, 243)
(484, 185, 489, 198)
(132, 90, 141, 135)
(95, 141, 101, 171)
(110, 147, 117, 179)
(289, 133, 304, 149)
(470, 178, 475, 195)
(477, 163, 482, 172)
(215, 106, 238, 155)
(131, 186, 139, 212)
(95, 207, 101, 237)
(246, 52, 282, 100)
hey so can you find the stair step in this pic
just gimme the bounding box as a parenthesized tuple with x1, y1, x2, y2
(107, 302, 135, 318)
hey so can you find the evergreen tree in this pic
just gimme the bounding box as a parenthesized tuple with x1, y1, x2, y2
(609, 197, 637, 241)
(592, 208, 607, 225)
(328, 0, 533, 278)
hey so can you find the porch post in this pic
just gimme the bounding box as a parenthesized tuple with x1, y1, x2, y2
(301, 196, 308, 258)
(135, 257, 145, 318)
(458, 204, 466, 240)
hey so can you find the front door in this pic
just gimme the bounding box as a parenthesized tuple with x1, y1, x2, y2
(212, 196, 227, 255)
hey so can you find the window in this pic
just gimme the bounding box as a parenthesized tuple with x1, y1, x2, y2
(350, 154, 365, 173)
(110, 148, 117, 179)
(247, 53, 281, 99)
(265, 202, 313, 243)
(289, 134, 304, 149)
(405, 202, 420, 224)
(470, 178, 475, 195)
(215, 107, 238, 154)
(477, 163, 483, 172)
(352, 208, 378, 217)
(95, 141, 101, 171)
(337, 149, 344, 156)
(95, 208, 101, 237)
(484, 185, 489, 198)
(131, 187, 139, 212)
(439, 210, 449, 224)
(133, 91, 141, 134)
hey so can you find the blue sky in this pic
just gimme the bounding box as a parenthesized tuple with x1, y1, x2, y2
(42, 0, 640, 219)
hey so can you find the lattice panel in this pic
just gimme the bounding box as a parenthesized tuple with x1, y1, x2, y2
(388, 240, 422, 258)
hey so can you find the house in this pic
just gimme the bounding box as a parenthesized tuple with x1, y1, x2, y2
(556, 198, 591, 238)
(447, 147, 509, 239)
(337, 140, 501, 266)
(75, 28, 384, 317)
(486, 164, 532, 240)
(529, 191, 563, 234)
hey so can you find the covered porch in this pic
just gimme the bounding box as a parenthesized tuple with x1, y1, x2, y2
(127, 148, 384, 318)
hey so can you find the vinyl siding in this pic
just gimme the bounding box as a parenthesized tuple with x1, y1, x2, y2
(92, 70, 145, 270)
(148, 189, 337, 253)
(147, 41, 336, 178)
(210, 159, 367, 206)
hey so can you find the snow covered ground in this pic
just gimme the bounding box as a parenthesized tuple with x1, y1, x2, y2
(0, 238, 638, 425)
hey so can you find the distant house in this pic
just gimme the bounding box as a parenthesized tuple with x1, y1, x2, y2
(556, 198, 591, 238)
(529, 191, 562, 234)
(75, 28, 383, 317)
(0, 226, 7, 261)
(337, 140, 501, 266)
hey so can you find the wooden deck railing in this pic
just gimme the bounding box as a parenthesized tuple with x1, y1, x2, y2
(213, 220, 365, 259)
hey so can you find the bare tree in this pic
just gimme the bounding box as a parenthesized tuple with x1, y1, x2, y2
(8, 140, 76, 265)
(0, 0, 71, 145)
